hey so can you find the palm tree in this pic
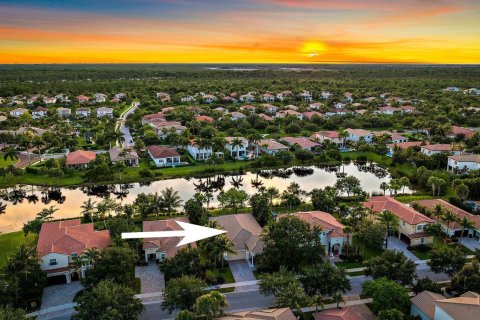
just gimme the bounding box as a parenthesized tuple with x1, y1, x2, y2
(459, 216, 475, 243)
(213, 234, 235, 269)
(3, 147, 18, 163)
(442, 209, 459, 241)
(400, 177, 410, 194)
(160, 187, 183, 216)
(265, 187, 280, 206)
(332, 291, 345, 309)
(81, 198, 97, 223)
(431, 204, 444, 221)
(380, 182, 389, 195)
(113, 161, 126, 180)
(32, 136, 44, 156)
(343, 226, 354, 255)
(338, 130, 349, 149)
(378, 210, 400, 249)
(230, 137, 243, 158)
(247, 133, 262, 158)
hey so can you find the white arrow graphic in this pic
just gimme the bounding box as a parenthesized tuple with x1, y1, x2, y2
(121, 221, 226, 246)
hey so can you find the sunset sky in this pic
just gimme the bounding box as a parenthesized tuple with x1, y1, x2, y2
(1, 0, 479, 64)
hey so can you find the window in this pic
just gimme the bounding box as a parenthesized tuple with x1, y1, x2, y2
(71, 253, 78, 258)
(49, 258, 58, 266)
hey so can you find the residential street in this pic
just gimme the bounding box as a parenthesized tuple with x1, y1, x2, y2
(116, 101, 139, 147)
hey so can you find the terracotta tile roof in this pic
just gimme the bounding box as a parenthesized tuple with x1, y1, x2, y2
(421, 144, 455, 151)
(142, 218, 195, 257)
(278, 211, 345, 236)
(37, 219, 110, 257)
(387, 141, 426, 150)
(66, 150, 96, 165)
(345, 128, 372, 137)
(230, 111, 247, 118)
(258, 113, 273, 121)
(257, 139, 289, 151)
(195, 115, 214, 122)
(210, 214, 264, 253)
(280, 137, 320, 149)
(313, 305, 376, 320)
(362, 196, 434, 225)
(312, 131, 340, 139)
(226, 137, 248, 144)
(217, 308, 296, 320)
(411, 291, 445, 320)
(413, 199, 480, 229)
(450, 126, 476, 139)
(142, 113, 165, 121)
(303, 111, 324, 119)
(147, 145, 180, 159)
(449, 154, 480, 163)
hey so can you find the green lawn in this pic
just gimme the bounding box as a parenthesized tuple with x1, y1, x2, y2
(347, 270, 365, 277)
(0, 231, 31, 267)
(410, 238, 476, 260)
(342, 151, 416, 178)
(205, 266, 235, 284)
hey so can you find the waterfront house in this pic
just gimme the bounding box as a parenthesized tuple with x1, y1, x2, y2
(187, 140, 223, 160)
(362, 196, 434, 245)
(109, 147, 139, 166)
(210, 214, 264, 267)
(255, 139, 289, 155)
(66, 150, 96, 168)
(142, 218, 193, 261)
(37, 219, 110, 283)
(280, 137, 320, 151)
(147, 145, 181, 167)
(345, 128, 373, 143)
(420, 144, 462, 156)
(311, 130, 342, 146)
(278, 211, 347, 256)
(225, 137, 249, 159)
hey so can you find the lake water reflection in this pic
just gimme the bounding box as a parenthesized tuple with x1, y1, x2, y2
(0, 162, 409, 233)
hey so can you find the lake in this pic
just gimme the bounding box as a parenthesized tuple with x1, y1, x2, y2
(0, 162, 409, 233)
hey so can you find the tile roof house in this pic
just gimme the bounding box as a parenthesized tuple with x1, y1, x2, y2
(303, 111, 324, 120)
(143, 218, 194, 262)
(411, 290, 480, 320)
(96, 107, 113, 118)
(37, 219, 110, 283)
(420, 144, 462, 156)
(345, 128, 373, 143)
(448, 126, 477, 140)
(76, 95, 89, 103)
(362, 196, 434, 245)
(311, 131, 342, 145)
(313, 304, 376, 320)
(447, 154, 480, 172)
(210, 214, 264, 267)
(187, 140, 224, 161)
(109, 147, 139, 166)
(76, 107, 90, 117)
(255, 139, 289, 155)
(230, 112, 247, 121)
(278, 211, 347, 256)
(142, 112, 165, 124)
(66, 150, 97, 168)
(280, 137, 320, 151)
(147, 145, 181, 167)
(258, 113, 274, 121)
(217, 308, 296, 320)
(56, 107, 72, 118)
(413, 199, 480, 239)
(32, 107, 48, 119)
(195, 115, 214, 122)
(10, 108, 28, 117)
(225, 137, 249, 159)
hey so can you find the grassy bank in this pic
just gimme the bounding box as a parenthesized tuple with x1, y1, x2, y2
(341, 151, 416, 178)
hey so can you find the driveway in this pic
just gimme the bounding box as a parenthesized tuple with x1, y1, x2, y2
(459, 237, 480, 251)
(117, 101, 139, 148)
(228, 260, 257, 293)
(135, 261, 165, 294)
(37, 282, 82, 320)
(387, 236, 421, 262)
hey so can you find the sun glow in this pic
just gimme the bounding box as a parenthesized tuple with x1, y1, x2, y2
(301, 41, 327, 58)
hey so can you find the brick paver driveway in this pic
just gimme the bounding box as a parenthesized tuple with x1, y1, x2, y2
(135, 261, 165, 294)
(228, 260, 257, 293)
(37, 282, 82, 320)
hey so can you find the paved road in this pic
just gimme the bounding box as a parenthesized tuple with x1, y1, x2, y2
(117, 101, 139, 148)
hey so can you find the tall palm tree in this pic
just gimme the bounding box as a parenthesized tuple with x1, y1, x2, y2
(338, 130, 349, 149)
(247, 133, 262, 158)
(213, 234, 236, 269)
(442, 209, 459, 241)
(380, 182, 389, 195)
(458, 216, 475, 243)
(160, 187, 183, 217)
(377, 210, 400, 249)
(431, 204, 444, 221)
(81, 198, 97, 223)
(265, 187, 279, 206)
(230, 137, 243, 158)
(343, 226, 354, 255)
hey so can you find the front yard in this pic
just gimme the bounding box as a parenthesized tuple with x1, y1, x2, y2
(0, 231, 33, 267)
(409, 238, 476, 260)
